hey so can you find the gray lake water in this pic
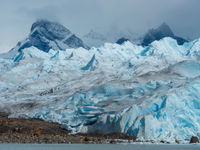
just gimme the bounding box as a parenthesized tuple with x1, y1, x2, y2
(0, 144, 200, 150)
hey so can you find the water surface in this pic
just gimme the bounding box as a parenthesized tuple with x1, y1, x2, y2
(0, 144, 200, 150)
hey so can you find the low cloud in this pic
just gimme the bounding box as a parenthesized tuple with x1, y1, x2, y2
(0, 0, 200, 52)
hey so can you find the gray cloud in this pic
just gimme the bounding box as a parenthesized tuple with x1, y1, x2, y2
(0, 0, 200, 53)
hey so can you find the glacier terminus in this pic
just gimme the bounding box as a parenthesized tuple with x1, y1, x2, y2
(0, 21, 200, 144)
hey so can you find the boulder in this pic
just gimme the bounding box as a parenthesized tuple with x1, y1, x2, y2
(190, 136, 199, 143)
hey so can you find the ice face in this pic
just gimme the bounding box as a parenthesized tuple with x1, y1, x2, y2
(0, 37, 200, 143)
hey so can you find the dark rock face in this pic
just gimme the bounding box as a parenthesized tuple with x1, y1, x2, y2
(116, 38, 129, 45)
(30, 20, 71, 40)
(190, 136, 199, 143)
(174, 36, 188, 45)
(64, 35, 87, 48)
(142, 23, 188, 46)
(11, 20, 89, 54)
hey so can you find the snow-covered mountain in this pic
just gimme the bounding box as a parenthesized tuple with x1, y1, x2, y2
(82, 28, 141, 47)
(0, 36, 200, 143)
(0, 20, 89, 59)
(82, 23, 187, 48)
(142, 23, 188, 46)
(82, 30, 107, 47)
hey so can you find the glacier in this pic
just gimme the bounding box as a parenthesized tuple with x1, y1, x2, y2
(0, 37, 200, 143)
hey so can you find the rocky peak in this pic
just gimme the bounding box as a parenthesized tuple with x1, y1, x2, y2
(142, 22, 187, 46)
(156, 22, 174, 37)
(116, 37, 129, 45)
(5, 20, 89, 58)
(30, 20, 72, 41)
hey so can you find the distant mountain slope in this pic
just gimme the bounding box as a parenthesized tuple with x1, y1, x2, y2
(82, 28, 141, 47)
(82, 30, 107, 47)
(142, 23, 188, 46)
(0, 20, 89, 59)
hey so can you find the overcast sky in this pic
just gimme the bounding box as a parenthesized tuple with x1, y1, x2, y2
(0, 0, 200, 53)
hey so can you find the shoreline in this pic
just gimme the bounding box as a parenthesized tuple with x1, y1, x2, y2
(0, 112, 135, 144)
(0, 144, 200, 150)
(0, 112, 197, 144)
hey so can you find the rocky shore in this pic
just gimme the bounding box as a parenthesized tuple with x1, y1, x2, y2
(0, 112, 199, 144)
(0, 112, 136, 144)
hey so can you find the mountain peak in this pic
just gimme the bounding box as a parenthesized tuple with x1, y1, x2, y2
(142, 22, 187, 46)
(156, 22, 174, 37)
(5, 20, 89, 57)
(159, 22, 170, 29)
(30, 20, 72, 40)
(31, 19, 58, 32)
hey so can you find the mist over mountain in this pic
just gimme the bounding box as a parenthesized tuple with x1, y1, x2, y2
(1, 0, 200, 54)
(29, 20, 89, 51)
(82, 30, 107, 47)
(82, 22, 188, 47)
(0, 20, 190, 60)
